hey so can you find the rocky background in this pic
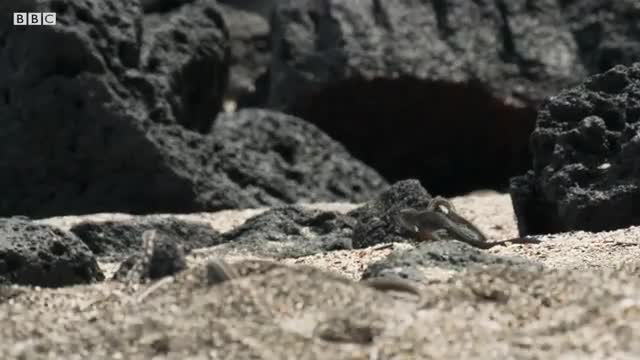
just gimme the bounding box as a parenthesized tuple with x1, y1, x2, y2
(1, 0, 640, 358)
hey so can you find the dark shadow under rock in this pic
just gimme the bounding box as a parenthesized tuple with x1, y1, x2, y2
(70, 216, 223, 261)
(362, 241, 542, 284)
(0, 218, 104, 287)
(220, 206, 356, 258)
(269, 0, 584, 196)
(510, 64, 640, 235)
(282, 78, 538, 196)
(349, 179, 434, 249)
(140, 0, 193, 13)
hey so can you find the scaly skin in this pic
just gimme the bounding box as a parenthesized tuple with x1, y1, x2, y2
(396, 196, 541, 249)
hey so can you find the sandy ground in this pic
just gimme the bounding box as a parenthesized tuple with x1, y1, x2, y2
(3, 192, 639, 359)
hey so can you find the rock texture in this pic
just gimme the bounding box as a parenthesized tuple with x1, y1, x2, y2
(219, 206, 355, 258)
(217, 3, 271, 105)
(0, 194, 640, 358)
(70, 216, 223, 261)
(510, 63, 640, 235)
(0, 0, 385, 218)
(350, 179, 433, 248)
(140, 0, 193, 13)
(218, 0, 276, 19)
(139, 0, 229, 133)
(0, 0, 227, 217)
(142, 0, 272, 106)
(560, 0, 640, 74)
(0, 218, 104, 287)
(268, 0, 585, 195)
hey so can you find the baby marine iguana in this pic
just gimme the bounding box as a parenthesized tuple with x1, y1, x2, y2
(396, 196, 541, 249)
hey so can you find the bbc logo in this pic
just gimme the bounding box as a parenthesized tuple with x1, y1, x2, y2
(13, 12, 57, 26)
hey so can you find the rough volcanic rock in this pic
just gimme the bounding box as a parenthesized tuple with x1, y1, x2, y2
(70, 216, 223, 261)
(220, 206, 356, 258)
(217, 0, 277, 19)
(210, 109, 388, 205)
(268, 0, 585, 195)
(217, 3, 271, 106)
(113, 229, 187, 282)
(0, 1, 384, 218)
(0, 218, 104, 287)
(350, 180, 433, 249)
(560, 0, 640, 74)
(510, 63, 640, 235)
(142, 0, 277, 21)
(140, 0, 193, 13)
(138, 0, 229, 133)
(362, 241, 541, 284)
(0, 0, 228, 217)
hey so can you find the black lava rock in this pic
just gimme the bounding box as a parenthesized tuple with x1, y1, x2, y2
(217, 4, 271, 106)
(221, 206, 356, 258)
(510, 63, 640, 235)
(0, 0, 229, 217)
(0, 1, 384, 218)
(267, 0, 585, 195)
(210, 109, 388, 205)
(138, 0, 229, 133)
(0, 219, 104, 287)
(70, 216, 223, 261)
(560, 0, 640, 74)
(350, 180, 433, 249)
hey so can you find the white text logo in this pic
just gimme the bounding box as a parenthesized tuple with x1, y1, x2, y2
(13, 13, 57, 26)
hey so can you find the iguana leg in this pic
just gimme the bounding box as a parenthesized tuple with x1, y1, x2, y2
(429, 229, 448, 242)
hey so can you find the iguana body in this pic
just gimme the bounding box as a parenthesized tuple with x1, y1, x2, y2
(396, 196, 540, 249)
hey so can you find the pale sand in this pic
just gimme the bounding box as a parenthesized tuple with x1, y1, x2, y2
(5, 192, 638, 359)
